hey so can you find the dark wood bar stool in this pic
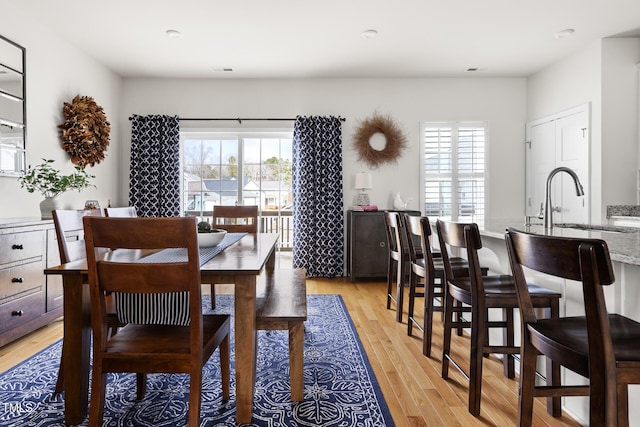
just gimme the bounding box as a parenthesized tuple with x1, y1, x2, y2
(506, 227, 640, 427)
(384, 211, 410, 322)
(436, 219, 561, 416)
(405, 214, 489, 357)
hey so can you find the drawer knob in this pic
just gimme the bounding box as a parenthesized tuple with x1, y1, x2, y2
(11, 310, 24, 316)
(12, 277, 24, 283)
(379, 241, 386, 248)
(12, 244, 24, 250)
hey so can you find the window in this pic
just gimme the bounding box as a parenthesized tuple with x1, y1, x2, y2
(180, 130, 294, 249)
(421, 122, 486, 226)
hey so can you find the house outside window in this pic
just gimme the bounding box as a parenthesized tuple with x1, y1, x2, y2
(420, 122, 487, 226)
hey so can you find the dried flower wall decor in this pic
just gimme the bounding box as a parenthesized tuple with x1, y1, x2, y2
(353, 112, 407, 168)
(58, 95, 111, 167)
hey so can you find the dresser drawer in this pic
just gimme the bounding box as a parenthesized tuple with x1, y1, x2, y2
(0, 290, 45, 334)
(0, 260, 45, 303)
(0, 230, 46, 265)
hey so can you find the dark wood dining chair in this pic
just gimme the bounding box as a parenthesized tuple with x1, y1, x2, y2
(384, 211, 410, 322)
(208, 205, 259, 308)
(52, 209, 148, 398)
(83, 216, 230, 427)
(436, 219, 561, 416)
(104, 206, 137, 217)
(212, 205, 259, 233)
(506, 227, 640, 427)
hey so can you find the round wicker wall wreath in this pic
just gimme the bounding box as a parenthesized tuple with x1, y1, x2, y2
(58, 95, 111, 168)
(353, 112, 407, 168)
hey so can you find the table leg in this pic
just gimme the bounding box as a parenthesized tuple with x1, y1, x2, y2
(62, 275, 91, 426)
(234, 274, 257, 424)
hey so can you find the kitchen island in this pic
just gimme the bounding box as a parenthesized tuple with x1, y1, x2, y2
(475, 218, 640, 426)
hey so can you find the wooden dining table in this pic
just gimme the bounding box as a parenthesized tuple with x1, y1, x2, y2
(44, 232, 279, 425)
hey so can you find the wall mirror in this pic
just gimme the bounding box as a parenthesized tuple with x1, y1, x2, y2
(0, 34, 25, 177)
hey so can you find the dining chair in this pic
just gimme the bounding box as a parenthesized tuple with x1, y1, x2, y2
(50, 208, 143, 394)
(211, 205, 259, 233)
(83, 216, 230, 427)
(104, 206, 137, 217)
(436, 219, 561, 416)
(208, 205, 259, 308)
(506, 227, 640, 427)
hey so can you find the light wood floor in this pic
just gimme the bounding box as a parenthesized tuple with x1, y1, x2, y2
(0, 277, 582, 427)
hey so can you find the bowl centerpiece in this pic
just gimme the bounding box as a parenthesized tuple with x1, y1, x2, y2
(197, 221, 227, 247)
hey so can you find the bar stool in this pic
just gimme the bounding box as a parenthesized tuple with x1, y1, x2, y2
(384, 211, 413, 322)
(405, 214, 489, 357)
(436, 219, 561, 416)
(506, 227, 640, 427)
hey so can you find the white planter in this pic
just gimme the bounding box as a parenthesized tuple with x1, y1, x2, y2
(40, 196, 62, 220)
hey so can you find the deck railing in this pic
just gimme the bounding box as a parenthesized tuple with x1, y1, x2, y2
(185, 210, 294, 251)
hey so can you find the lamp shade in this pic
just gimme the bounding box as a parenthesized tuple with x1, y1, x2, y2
(355, 172, 372, 190)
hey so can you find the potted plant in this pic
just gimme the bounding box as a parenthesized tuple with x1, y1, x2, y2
(18, 158, 95, 219)
(197, 220, 227, 247)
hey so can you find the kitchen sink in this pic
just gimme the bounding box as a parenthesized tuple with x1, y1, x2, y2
(555, 223, 639, 233)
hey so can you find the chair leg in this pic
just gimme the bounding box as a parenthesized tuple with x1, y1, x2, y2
(441, 290, 455, 379)
(88, 371, 107, 427)
(518, 336, 537, 427)
(502, 307, 515, 379)
(396, 260, 405, 323)
(468, 306, 486, 416)
(210, 284, 216, 309)
(544, 302, 562, 417)
(407, 272, 417, 336)
(423, 279, 435, 357)
(386, 260, 397, 310)
(188, 369, 203, 427)
(617, 383, 629, 427)
(220, 335, 230, 400)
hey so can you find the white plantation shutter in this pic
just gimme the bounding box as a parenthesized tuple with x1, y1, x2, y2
(421, 122, 486, 226)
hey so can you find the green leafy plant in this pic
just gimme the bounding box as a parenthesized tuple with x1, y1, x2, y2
(197, 221, 223, 233)
(18, 158, 95, 198)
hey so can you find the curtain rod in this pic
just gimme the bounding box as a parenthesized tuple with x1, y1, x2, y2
(128, 116, 346, 124)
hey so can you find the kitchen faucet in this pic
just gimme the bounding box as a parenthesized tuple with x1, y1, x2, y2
(544, 166, 585, 229)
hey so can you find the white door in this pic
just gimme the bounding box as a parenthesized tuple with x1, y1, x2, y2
(525, 104, 590, 224)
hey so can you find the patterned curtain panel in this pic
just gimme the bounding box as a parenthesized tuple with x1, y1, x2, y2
(129, 115, 181, 217)
(292, 116, 344, 277)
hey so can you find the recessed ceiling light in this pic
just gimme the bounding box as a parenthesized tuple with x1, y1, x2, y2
(361, 29, 378, 39)
(165, 29, 182, 39)
(213, 68, 234, 72)
(554, 28, 575, 39)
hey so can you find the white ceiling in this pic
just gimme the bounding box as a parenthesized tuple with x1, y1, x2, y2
(15, 0, 640, 79)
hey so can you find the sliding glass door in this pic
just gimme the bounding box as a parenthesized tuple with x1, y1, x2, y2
(181, 130, 294, 250)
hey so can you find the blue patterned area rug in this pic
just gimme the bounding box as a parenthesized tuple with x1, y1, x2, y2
(0, 294, 394, 426)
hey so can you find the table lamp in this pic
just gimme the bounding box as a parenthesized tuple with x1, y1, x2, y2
(355, 172, 372, 206)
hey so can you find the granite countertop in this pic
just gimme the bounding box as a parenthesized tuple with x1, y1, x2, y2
(607, 205, 640, 218)
(479, 219, 640, 267)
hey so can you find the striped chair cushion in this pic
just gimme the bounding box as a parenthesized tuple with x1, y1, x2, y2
(114, 292, 190, 326)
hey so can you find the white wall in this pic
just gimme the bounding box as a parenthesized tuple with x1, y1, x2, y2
(601, 37, 640, 210)
(0, 4, 122, 219)
(121, 77, 527, 218)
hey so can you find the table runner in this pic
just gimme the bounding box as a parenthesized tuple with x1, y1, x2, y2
(136, 232, 246, 265)
(119, 232, 246, 325)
